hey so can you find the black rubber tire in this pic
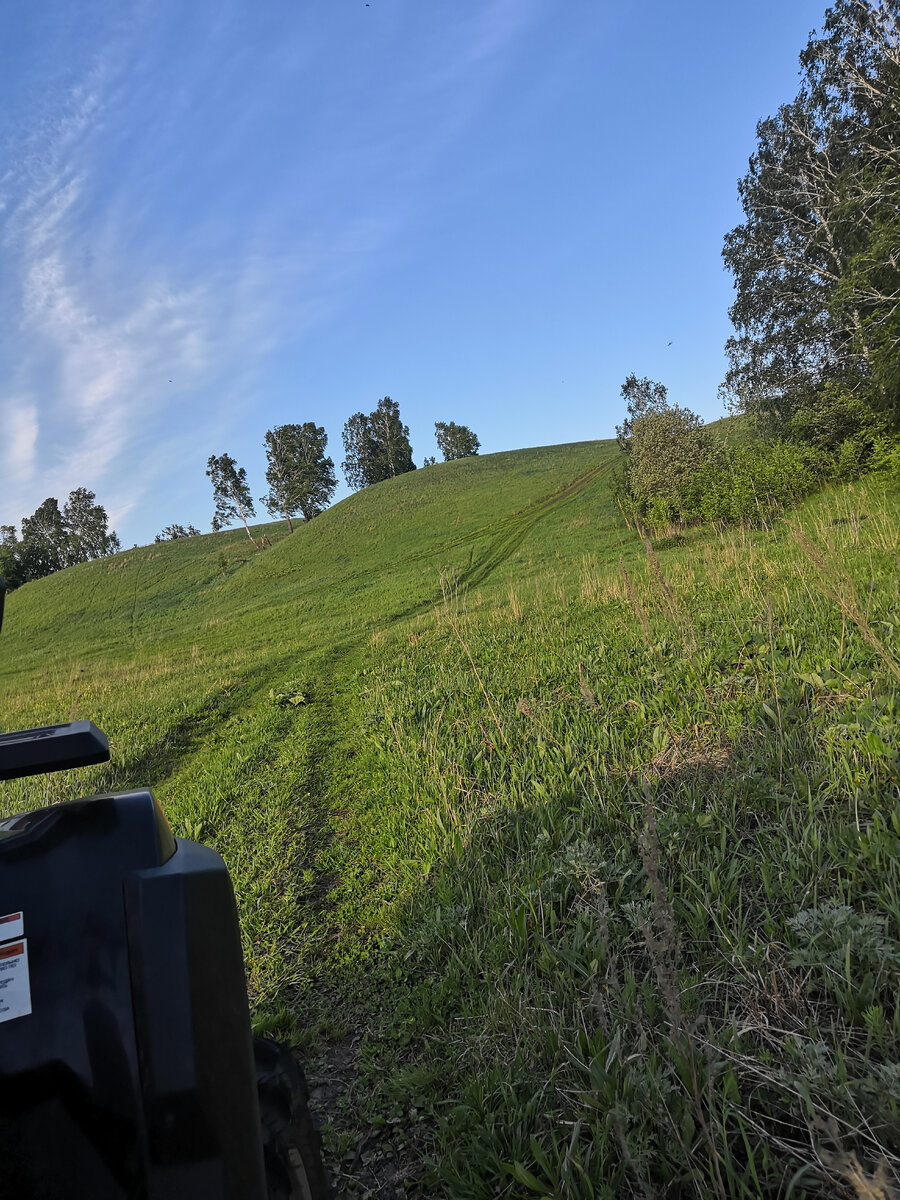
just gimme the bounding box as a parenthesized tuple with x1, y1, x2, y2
(254, 1037, 332, 1200)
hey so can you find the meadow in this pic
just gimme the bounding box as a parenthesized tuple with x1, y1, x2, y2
(0, 438, 898, 1198)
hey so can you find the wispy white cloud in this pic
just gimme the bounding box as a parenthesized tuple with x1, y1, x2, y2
(4, 181, 222, 527)
(2, 402, 39, 485)
(0, 0, 540, 543)
(0, 34, 256, 534)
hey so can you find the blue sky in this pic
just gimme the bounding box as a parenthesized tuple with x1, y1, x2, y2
(1, 0, 827, 547)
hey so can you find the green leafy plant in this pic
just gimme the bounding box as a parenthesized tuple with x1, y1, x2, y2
(269, 679, 313, 708)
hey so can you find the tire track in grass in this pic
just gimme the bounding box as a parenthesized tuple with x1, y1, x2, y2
(413, 461, 612, 564)
(298, 466, 616, 1192)
(389, 461, 615, 623)
(300, 461, 616, 942)
(128, 550, 146, 644)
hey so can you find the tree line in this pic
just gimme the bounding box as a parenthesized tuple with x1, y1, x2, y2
(0, 400, 478, 588)
(618, 0, 900, 526)
(0, 490, 121, 588)
(196, 400, 479, 545)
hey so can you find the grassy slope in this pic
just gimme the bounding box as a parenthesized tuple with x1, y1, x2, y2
(1, 440, 899, 1197)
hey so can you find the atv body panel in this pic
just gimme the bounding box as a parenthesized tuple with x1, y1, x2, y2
(0, 790, 267, 1200)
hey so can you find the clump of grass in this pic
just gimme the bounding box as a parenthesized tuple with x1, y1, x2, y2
(620, 555, 652, 640)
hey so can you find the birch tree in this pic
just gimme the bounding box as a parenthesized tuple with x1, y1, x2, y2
(723, 0, 900, 438)
(342, 398, 415, 490)
(435, 421, 480, 461)
(206, 453, 259, 546)
(261, 423, 337, 529)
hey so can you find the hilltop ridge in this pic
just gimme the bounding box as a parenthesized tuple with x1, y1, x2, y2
(0, 438, 620, 673)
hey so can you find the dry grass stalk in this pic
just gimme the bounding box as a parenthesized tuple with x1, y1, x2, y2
(515, 697, 564, 748)
(580, 556, 623, 604)
(642, 539, 698, 653)
(642, 730, 731, 782)
(577, 663, 597, 710)
(447, 617, 507, 748)
(815, 1116, 899, 1200)
(619, 556, 652, 640)
(828, 1152, 898, 1200)
(439, 566, 466, 621)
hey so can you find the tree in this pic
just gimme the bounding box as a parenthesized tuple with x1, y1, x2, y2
(370, 397, 415, 480)
(341, 397, 415, 490)
(0, 526, 24, 590)
(19, 498, 68, 579)
(434, 421, 480, 461)
(722, 0, 900, 438)
(206, 453, 259, 546)
(615, 376, 670, 450)
(62, 487, 121, 564)
(155, 523, 201, 543)
(0, 488, 120, 587)
(260, 423, 337, 530)
(341, 413, 379, 491)
(616, 376, 712, 516)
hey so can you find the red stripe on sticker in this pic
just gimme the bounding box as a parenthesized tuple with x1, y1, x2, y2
(0, 943, 23, 960)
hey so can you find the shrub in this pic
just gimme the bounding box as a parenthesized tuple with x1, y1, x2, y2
(621, 438, 825, 528)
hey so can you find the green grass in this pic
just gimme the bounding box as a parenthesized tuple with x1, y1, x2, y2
(1, 442, 898, 1197)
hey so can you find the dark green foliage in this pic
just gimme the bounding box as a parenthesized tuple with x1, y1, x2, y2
(62, 488, 121, 564)
(434, 421, 480, 461)
(0, 525, 24, 590)
(341, 397, 415, 490)
(370, 397, 415, 480)
(613, 369, 834, 526)
(620, 411, 891, 527)
(19, 498, 68, 579)
(155, 523, 201, 543)
(833, 204, 900, 427)
(341, 412, 379, 491)
(723, 0, 900, 440)
(684, 440, 824, 524)
(206, 452, 258, 545)
(1, 491, 120, 587)
(260, 423, 336, 530)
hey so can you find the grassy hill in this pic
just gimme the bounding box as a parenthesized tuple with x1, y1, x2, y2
(1, 440, 899, 1197)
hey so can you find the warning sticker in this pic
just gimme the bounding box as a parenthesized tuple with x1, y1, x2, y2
(0, 912, 24, 943)
(0, 939, 31, 1023)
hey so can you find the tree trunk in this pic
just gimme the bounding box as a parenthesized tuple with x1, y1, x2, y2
(237, 506, 259, 548)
